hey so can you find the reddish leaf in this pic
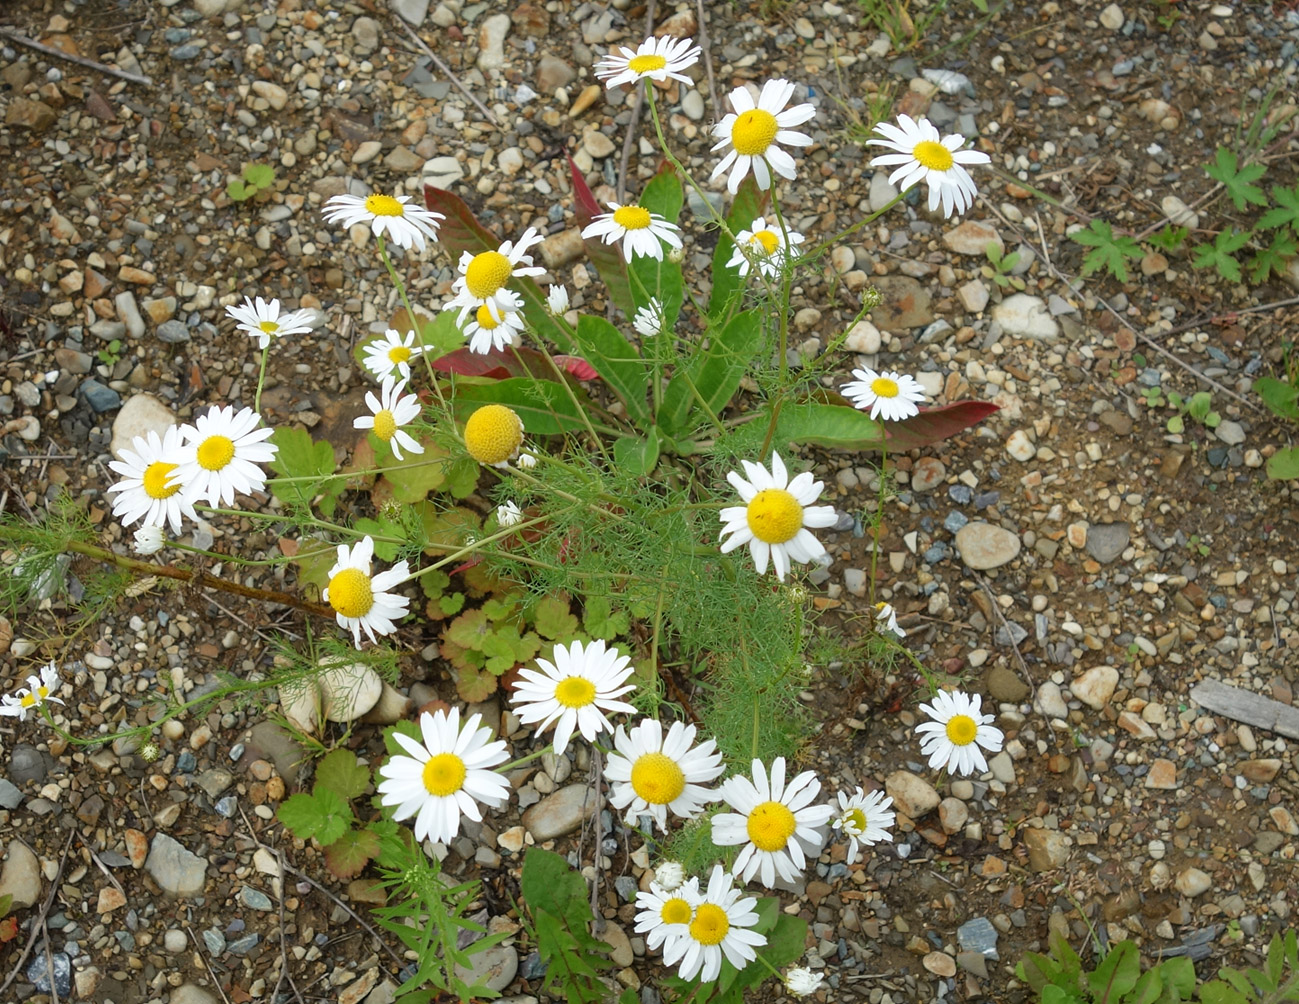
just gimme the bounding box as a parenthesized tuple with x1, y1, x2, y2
(0, 916, 17, 943)
(323, 827, 380, 881)
(885, 401, 1001, 452)
(553, 355, 600, 380)
(567, 156, 636, 316)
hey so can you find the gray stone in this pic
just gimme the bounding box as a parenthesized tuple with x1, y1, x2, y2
(170, 983, 219, 1004)
(1175, 867, 1212, 897)
(0, 840, 42, 908)
(247, 720, 310, 785)
(195, 768, 234, 799)
(869, 171, 899, 213)
(1034, 681, 1068, 719)
(352, 16, 381, 52)
(81, 378, 121, 413)
(1100, 3, 1124, 28)
(111, 394, 177, 460)
(536, 54, 576, 92)
(163, 929, 188, 953)
(240, 886, 273, 911)
(681, 90, 705, 121)
(27, 952, 72, 998)
(992, 294, 1059, 339)
(251, 80, 288, 111)
(942, 220, 1002, 256)
(385, 146, 424, 173)
(115, 291, 146, 338)
(843, 319, 881, 354)
(391, 0, 431, 25)
(957, 916, 1000, 959)
(146, 833, 208, 897)
(957, 279, 990, 313)
(1085, 522, 1130, 564)
(9, 743, 48, 784)
(885, 770, 939, 819)
(476, 14, 510, 72)
(954, 522, 1021, 570)
(423, 156, 465, 188)
(869, 275, 932, 329)
(157, 319, 191, 344)
(522, 784, 598, 840)
(985, 666, 1029, 703)
(0, 779, 21, 809)
(194, 0, 242, 14)
(1215, 420, 1245, 446)
(454, 944, 518, 993)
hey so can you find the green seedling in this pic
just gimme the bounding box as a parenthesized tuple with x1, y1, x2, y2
(1164, 390, 1220, 434)
(96, 338, 123, 368)
(227, 162, 276, 202)
(982, 240, 1025, 290)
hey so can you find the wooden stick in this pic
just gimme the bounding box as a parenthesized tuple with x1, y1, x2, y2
(0, 28, 153, 86)
(390, 16, 500, 128)
(1189, 679, 1299, 740)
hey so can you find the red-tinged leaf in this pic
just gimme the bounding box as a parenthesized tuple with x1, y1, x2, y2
(423, 186, 573, 351)
(0, 915, 17, 943)
(453, 664, 499, 703)
(885, 401, 1001, 452)
(323, 828, 380, 881)
(553, 355, 600, 380)
(430, 346, 602, 384)
(567, 156, 636, 316)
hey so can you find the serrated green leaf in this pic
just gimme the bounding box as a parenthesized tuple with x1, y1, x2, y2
(1072, 219, 1143, 282)
(378, 436, 450, 504)
(278, 788, 352, 846)
(1258, 184, 1299, 232)
(445, 607, 490, 649)
(316, 748, 370, 801)
(1205, 148, 1268, 211)
(1148, 224, 1189, 251)
(1247, 229, 1298, 283)
(267, 426, 339, 511)
(323, 827, 380, 880)
(439, 591, 466, 616)
(383, 720, 423, 758)
(533, 594, 579, 640)
(582, 595, 629, 641)
(352, 516, 406, 562)
(445, 456, 480, 499)
(1268, 445, 1299, 480)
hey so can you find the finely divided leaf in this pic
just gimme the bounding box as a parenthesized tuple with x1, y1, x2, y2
(1071, 219, 1143, 282)
(1205, 147, 1268, 211)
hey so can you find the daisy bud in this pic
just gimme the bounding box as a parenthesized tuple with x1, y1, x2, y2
(133, 525, 166, 555)
(497, 501, 523, 527)
(785, 968, 825, 997)
(546, 285, 570, 315)
(654, 860, 685, 891)
(667, 245, 685, 265)
(517, 452, 537, 469)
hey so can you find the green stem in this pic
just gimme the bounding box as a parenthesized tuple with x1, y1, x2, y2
(195, 505, 403, 544)
(509, 343, 611, 461)
(758, 187, 794, 461)
(376, 233, 449, 410)
(497, 745, 553, 773)
(867, 441, 886, 611)
(644, 86, 738, 242)
(253, 344, 271, 415)
(801, 189, 904, 260)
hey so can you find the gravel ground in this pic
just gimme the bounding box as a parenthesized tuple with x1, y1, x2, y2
(2, 0, 1299, 1002)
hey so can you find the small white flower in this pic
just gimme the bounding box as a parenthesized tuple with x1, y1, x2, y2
(172, 406, 278, 508)
(510, 639, 637, 755)
(362, 329, 425, 382)
(106, 425, 198, 535)
(462, 290, 526, 354)
(785, 968, 825, 998)
(133, 525, 165, 555)
(595, 35, 701, 89)
(0, 662, 65, 721)
(710, 79, 816, 194)
(915, 689, 1005, 776)
(727, 216, 805, 278)
(633, 298, 665, 339)
(662, 865, 767, 981)
(445, 228, 546, 324)
(225, 296, 318, 350)
(546, 285, 570, 316)
(354, 377, 425, 461)
(517, 452, 537, 469)
(634, 877, 699, 952)
(840, 368, 927, 422)
(655, 860, 686, 892)
(831, 787, 895, 864)
(874, 601, 905, 638)
(719, 453, 837, 582)
(496, 501, 523, 526)
(868, 114, 990, 218)
(322, 192, 445, 252)
(322, 535, 412, 647)
(604, 718, 724, 832)
(581, 201, 683, 262)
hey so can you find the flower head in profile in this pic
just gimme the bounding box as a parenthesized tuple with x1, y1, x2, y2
(711, 757, 833, 888)
(840, 368, 926, 422)
(322, 192, 445, 252)
(546, 285, 570, 316)
(868, 114, 990, 218)
(875, 601, 905, 638)
(662, 866, 766, 981)
(106, 425, 198, 535)
(445, 228, 545, 324)
(710, 79, 815, 194)
(604, 719, 724, 831)
(655, 860, 686, 892)
(322, 535, 412, 647)
(0, 662, 65, 721)
(463, 404, 525, 468)
(719, 453, 837, 581)
(377, 707, 511, 845)
(785, 969, 825, 998)
(362, 329, 425, 382)
(595, 35, 701, 89)
(355, 377, 424, 461)
(830, 787, 895, 864)
(462, 289, 526, 354)
(915, 689, 1005, 776)
(582, 202, 683, 262)
(510, 639, 637, 755)
(133, 525, 166, 555)
(173, 406, 277, 508)
(226, 296, 318, 350)
(727, 216, 805, 278)
(496, 501, 523, 527)
(634, 877, 700, 952)
(633, 298, 665, 339)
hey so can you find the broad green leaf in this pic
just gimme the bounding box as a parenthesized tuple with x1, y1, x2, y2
(267, 426, 339, 511)
(383, 720, 423, 758)
(1205, 148, 1268, 211)
(1086, 940, 1139, 1000)
(1267, 445, 1299, 480)
(378, 437, 448, 503)
(244, 163, 275, 188)
(1199, 980, 1249, 1004)
(582, 595, 629, 640)
(1188, 391, 1213, 422)
(521, 847, 594, 928)
(1160, 957, 1195, 999)
(571, 315, 649, 427)
(734, 401, 886, 453)
(452, 379, 606, 436)
(315, 748, 370, 801)
(323, 827, 380, 880)
(566, 156, 635, 317)
(660, 309, 763, 434)
(709, 174, 769, 318)
(612, 428, 660, 476)
(630, 164, 685, 329)
(226, 180, 250, 201)
(352, 514, 406, 561)
(277, 788, 352, 846)
(1130, 968, 1162, 1004)
(533, 594, 579, 640)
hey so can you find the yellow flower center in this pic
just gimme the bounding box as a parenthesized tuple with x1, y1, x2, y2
(628, 53, 668, 75)
(612, 205, 653, 231)
(20, 692, 37, 708)
(745, 488, 803, 545)
(659, 897, 692, 925)
(475, 304, 501, 330)
(365, 194, 405, 217)
(373, 409, 397, 442)
(731, 108, 779, 156)
(259, 320, 279, 334)
(749, 230, 780, 255)
(196, 435, 236, 472)
(946, 714, 978, 746)
(464, 404, 523, 465)
(842, 807, 867, 835)
(870, 376, 900, 399)
(630, 752, 686, 805)
(422, 752, 467, 796)
(464, 250, 513, 299)
(689, 903, 730, 946)
(388, 345, 412, 365)
(554, 675, 596, 709)
(747, 799, 797, 852)
(913, 139, 954, 172)
(328, 567, 374, 619)
(142, 460, 181, 499)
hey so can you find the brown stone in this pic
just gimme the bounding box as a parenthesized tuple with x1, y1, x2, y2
(511, 2, 549, 36)
(124, 828, 148, 868)
(97, 886, 127, 913)
(869, 275, 933, 330)
(1242, 759, 1283, 783)
(118, 266, 156, 285)
(6, 98, 57, 132)
(1144, 758, 1178, 789)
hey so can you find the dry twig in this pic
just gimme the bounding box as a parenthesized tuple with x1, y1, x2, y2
(0, 27, 154, 85)
(0, 831, 75, 998)
(390, 16, 500, 128)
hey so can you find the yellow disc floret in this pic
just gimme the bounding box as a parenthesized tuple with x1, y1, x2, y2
(913, 140, 954, 172)
(945, 714, 978, 746)
(422, 752, 467, 796)
(745, 488, 803, 545)
(612, 206, 653, 230)
(870, 376, 900, 399)
(842, 807, 867, 835)
(196, 435, 236, 471)
(372, 410, 397, 442)
(365, 194, 405, 217)
(746, 799, 797, 851)
(464, 404, 523, 465)
(659, 897, 692, 925)
(731, 109, 779, 156)
(388, 345, 412, 365)
(142, 461, 180, 499)
(749, 230, 780, 255)
(630, 752, 687, 805)
(328, 567, 374, 619)
(628, 53, 668, 75)
(689, 904, 731, 946)
(259, 320, 279, 334)
(475, 304, 501, 330)
(554, 675, 597, 709)
(464, 250, 514, 299)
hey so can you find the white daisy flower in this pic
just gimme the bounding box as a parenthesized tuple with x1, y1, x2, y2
(710, 79, 816, 194)
(0, 662, 65, 721)
(831, 787, 895, 864)
(581, 202, 683, 262)
(463, 404, 526, 468)
(868, 114, 990, 218)
(727, 216, 805, 278)
(509, 639, 637, 756)
(633, 298, 665, 339)
(444, 228, 546, 324)
(655, 860, 686, 892)
(915, 689, 1005, 776)
(496, 501, 523, 527)
(546, 285, 570, 316)
(595, 35, 701, 89)
(225, 295, 318, 350)
(604, 719, 724, 832)
(634, 877, 700, 952)
(719, 452, 837, 582)
(662, 865, 767, 982)
(322, 535, 412, 647)
(354, 377, 424, 461)
(106, 425, 198, 535)
(362, 329, 426, 382)
(711, 757, 833, 888)
(172, 406, 277, 508)
(875, 601, 905, 638)
(785, 968, 825, 998)
(133, 525, 166, 555)
(463, 291, 527, 354)
(841, 368, 927, 422)
(376, 707, 512, 846)
(321, 192, 445, 253)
